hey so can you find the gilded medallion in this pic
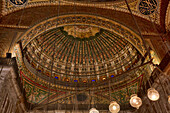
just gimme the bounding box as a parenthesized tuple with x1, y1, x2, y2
(63, 25, 100, 39)
(138, 0, 158, 15)
(8, 0, 27, 6)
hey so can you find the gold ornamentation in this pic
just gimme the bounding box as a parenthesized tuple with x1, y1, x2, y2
(19, 14, 146, 56)
(63, 25, 100, 39)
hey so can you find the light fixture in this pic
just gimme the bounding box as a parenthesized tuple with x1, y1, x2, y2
(103, 77, 106, 80)
(89, 108, 99, 113)
(109, 101, 120, 113)
(168, 95, 170, 104)
(130, 94, 142, 109)
(147, 88, 160, 101)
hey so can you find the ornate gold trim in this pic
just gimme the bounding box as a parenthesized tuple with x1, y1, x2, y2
(19, 14, 146, 56)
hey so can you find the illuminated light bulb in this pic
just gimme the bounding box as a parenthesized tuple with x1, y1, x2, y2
(168, 96, 170, 104)
(130, 94, 142, 109)
(133, 99, 137, 103)
(113, 106, 116, 110)
(147, 88, 160, 101)
(152, 95, 156, 99)
(109, 101, 120, 113)
(89, 108, 99, 113)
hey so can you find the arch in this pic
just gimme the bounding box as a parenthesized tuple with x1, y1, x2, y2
(19, 14, 146, 56)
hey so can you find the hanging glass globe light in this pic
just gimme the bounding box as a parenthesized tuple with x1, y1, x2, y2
(130, 94, 142, 109)
(109, 101, 120, 113)
(147, 88, 160, 101)
(168, 95, 170, 104)
(89, 108, 99, 113)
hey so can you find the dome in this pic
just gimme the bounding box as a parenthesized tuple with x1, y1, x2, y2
(24, 25, 141, 86)
(14, 14, 147, 109)
(0, 0, 168, 112)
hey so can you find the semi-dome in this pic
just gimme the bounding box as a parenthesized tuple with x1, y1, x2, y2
(0, 0, 168, 112)
(24, 25, 141, 86)
(14, 14, 148, 108)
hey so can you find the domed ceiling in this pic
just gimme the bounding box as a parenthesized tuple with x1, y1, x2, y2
(0, 0, 168, 111)
(24, 25, 141, 85)
(14, 14, 150, 110)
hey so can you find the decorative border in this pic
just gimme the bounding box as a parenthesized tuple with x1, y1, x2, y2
(19, 14, 146, 56)
(1, 0, 159, 24)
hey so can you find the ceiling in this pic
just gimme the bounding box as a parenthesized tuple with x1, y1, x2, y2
(0, 0, 169, 58)
(14, 14, 147, 110)
(24, 26, 140, 84)
(0, 0, 170, 111)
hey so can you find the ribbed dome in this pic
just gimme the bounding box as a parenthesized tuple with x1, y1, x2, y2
(24, 26, 141, 85)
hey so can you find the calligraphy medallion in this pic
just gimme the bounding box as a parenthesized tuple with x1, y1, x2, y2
(8, 0, 27, 6)
(138, 0, 158, 15)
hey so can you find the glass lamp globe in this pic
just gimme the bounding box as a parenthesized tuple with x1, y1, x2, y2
(89, 108, 99, 113)
(109, 101, 120, 113)
(130, 94, 142, 109)
(147, 88, 160, 101)
(168, 95, 170, 104)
